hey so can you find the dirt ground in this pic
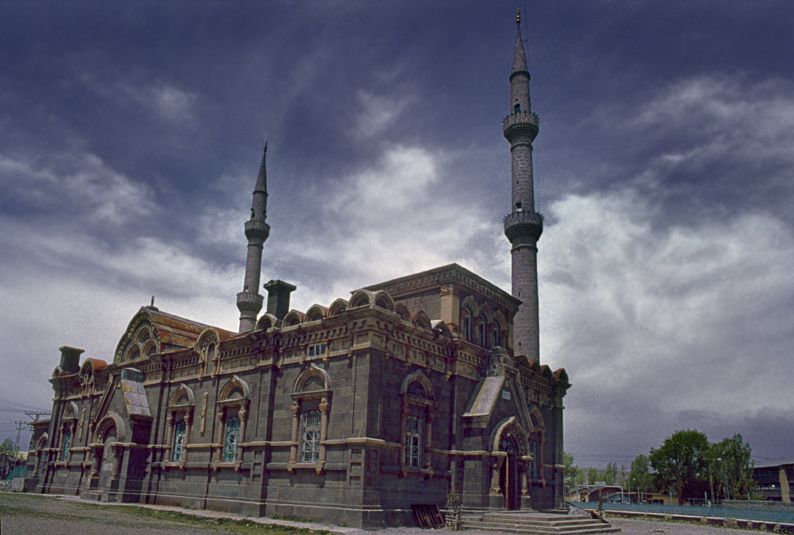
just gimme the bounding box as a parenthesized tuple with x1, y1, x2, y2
(0, 492, 765, 535)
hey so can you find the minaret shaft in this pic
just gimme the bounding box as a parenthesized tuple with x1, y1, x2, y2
(511, 142, 535, 212)
(503, 17, 542, 365)
(237, 145, 270, 333)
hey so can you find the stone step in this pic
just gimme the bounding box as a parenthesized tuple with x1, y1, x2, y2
(466, 519, 607, 529)
(479, 514, 606, 526)
(459, 519, 621, 534)
(458, 513, 620, 534)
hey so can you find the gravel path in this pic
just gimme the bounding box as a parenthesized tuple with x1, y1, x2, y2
(0, 492, 766, 535)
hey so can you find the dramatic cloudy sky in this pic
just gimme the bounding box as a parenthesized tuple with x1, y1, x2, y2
(1, 1, 792, 468)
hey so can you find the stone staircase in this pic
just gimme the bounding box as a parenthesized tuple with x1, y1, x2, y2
(458, 511, 621, 534)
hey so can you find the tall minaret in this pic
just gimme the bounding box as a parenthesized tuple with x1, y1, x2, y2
(503, 10, 543, 365)
(236, 144, 271, 333)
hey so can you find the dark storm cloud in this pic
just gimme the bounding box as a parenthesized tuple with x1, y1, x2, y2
(1, 1, 793, 463)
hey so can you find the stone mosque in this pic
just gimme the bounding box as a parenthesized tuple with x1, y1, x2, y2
(25, 13, 570, 528)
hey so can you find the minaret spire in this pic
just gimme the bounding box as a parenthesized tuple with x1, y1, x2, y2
(503, 10, 543, 365)
(236, 143, 271, 333)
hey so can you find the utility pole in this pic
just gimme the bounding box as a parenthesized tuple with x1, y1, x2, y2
(13, 420, 26, 453)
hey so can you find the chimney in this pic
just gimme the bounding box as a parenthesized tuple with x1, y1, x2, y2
(264, 280, 296, 320)
(59, 346, 84, 374)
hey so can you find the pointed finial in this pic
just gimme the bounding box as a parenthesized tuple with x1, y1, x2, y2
(263, 140, 268, 155)
(516, 8, 521, 24)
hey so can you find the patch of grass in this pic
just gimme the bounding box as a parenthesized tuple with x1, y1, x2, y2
(0, 494, 330, 534)
(97, 505, 331, 534)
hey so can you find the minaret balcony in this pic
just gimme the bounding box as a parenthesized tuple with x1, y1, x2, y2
(236, 291, 264, 312)
(244, 218, 270, 241)
(504, 210, 544, 243)
(502, 111, 539, 141)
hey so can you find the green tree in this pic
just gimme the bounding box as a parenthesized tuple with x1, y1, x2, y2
(587, 466, 598, 485)
(650, 429, 710, 503)
(563, 451, 579, 494)
(604, 463, 618, 486)
(0, 438, 15, 455)
(709, 434, 753, 500)
(575, 468, 586, 486)
(629, 454, 653, 498)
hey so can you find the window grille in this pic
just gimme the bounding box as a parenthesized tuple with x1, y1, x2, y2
(300, 409, 321, 462)
(172, 419, 186, 461)
(405, 416, 423, 468)
(60, 429, 71, 461)
(222, 415, 241, 462)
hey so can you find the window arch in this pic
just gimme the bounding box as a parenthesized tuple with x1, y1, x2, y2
(282, 310, 304, 328)
(399, 371, 435, 476)
(125, 345, 140, 362)
(33, 433, 48, 474)
(327, 298, 348, 317)
(348, 290, 372, 309)
(491, 312, 507, 348)
(136, 326, 152, 344)
(412, 310, 432, 330)
(116, 318, 160, 363)
(373, 290, 395, 311)
(165, 384, 195, 466)
(214, 376, 249, 468)
(289, 365, 331, 474)
(304, 304, 327, 323)
(394, 303, 411, 322)
(255, 313, 278, 331)
(196, 328, 220, 376)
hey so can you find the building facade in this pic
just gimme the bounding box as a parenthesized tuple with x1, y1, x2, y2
(26, 14, 570, 528)
(754, 462, 794, 503)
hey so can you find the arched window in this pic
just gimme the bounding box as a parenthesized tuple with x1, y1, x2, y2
(166, 385, 194, 466)
(514, 103, 521, 113)
(289, 366, 331, 473)
(462, 310, 473, 342)
(222, 416, 241, 462)
(214, 376, 249, 468)
(59, 401, 79, 464)
(171, 420, 186, 462)
(491, 323, 501, 348)
(126, 345, 140, 362)
(478, 315, 487, 347)
(299, 409, 321, 463)
(400, 372, 434, 476)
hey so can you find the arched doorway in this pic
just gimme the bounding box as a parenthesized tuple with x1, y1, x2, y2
(500, 435, 520, 510)
(97, 425, 117, 492)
